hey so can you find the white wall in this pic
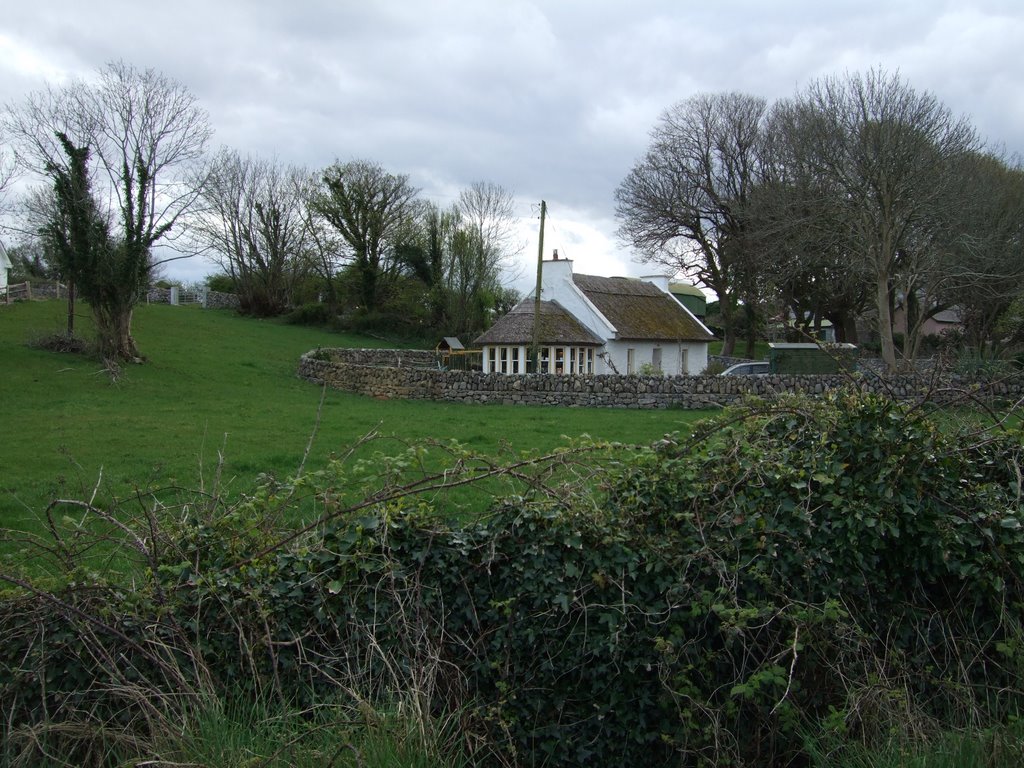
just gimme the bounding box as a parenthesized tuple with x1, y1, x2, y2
(539, 258, 616, 339)
(0, 249, 10, 290)
(684, 342, 709, 375)
(604, 340, 709, 375)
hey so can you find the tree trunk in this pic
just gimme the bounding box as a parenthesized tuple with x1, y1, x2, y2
(721, 327, 736, 356)
(358, 256, 377, 313)
(876, 272, 898, 372)
(719, 297, 738, 356)
(95, 305, 143, 362)
(839, 314, 858, 344)
(743, 304, 757, 359)
(66, 281, 76, 337)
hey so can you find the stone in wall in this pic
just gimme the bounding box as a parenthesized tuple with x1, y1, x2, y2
(296, 348, 1024, 410)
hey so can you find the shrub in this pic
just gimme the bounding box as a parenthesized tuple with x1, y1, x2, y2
(603, 392, 1024, 761)
(2, 393, 1023, 767)
(285, 301, 334, 327)
(701, 359, 727, 375)
(27, 332, 92, 355)
(205, 272, 236, 294)
(954, 349, 1014, 376)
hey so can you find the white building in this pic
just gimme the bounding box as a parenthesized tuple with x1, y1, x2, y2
(474, 255, 715, 375)
(0, 246, 11, 293)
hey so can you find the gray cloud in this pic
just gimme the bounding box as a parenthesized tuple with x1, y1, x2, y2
(3, 0, 1022, 287)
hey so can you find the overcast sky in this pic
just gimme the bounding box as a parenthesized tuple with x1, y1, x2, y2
(2, 0, 1023, 293)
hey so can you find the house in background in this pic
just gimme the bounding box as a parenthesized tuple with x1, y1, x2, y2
(892, 304, 964, 339)
(0, 246, 11, 294)
(474, 254, 715, 375)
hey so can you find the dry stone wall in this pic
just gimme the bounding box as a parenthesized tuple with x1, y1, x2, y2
(145, 287, 241, 310)
(298, 348, 1024, 409)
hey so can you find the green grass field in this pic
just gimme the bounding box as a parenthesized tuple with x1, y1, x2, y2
(0, 300, 714, 533)
(708, 339, 772, 360)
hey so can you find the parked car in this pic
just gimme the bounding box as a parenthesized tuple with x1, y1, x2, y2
(719, 361, 770, 376)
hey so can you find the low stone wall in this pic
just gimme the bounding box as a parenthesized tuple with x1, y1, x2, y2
(203, 290, 241, 310)
(145, 287, 241, 310)
(312, 348, 438, 368)
(298, 348, 1024, 409)
(0, 281, 67, 301)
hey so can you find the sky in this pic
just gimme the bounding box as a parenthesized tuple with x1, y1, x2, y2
(2, 0, 1023, 295)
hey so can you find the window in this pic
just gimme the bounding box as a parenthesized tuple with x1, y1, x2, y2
(540, 346, 550, 373)
(626, 348, 635, 374)
(679, 347, 689, 375)
(569, 347, 577, 374)
(488, 347, 496, 372)
(651, 347, 662, 374)
(586, 348, 594, 374)
(499, 346, 509, 373)
(555, 347, 565, 374)
(511, 346, 520, 374)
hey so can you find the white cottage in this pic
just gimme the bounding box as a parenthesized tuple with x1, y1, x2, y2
(474, 255, 715, 375)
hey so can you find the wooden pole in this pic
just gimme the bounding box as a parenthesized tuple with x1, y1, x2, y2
(531, 200, 546, 373)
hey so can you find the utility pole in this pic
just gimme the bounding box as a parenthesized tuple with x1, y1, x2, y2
(531, 200, 546, 373)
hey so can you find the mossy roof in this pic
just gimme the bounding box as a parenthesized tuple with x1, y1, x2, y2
(474, 299, 604, 346)
(475, 275, 716, 347)
(573, 274, 716, 342)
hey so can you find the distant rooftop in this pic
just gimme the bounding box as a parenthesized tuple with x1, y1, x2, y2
(669, 282, 706, 299)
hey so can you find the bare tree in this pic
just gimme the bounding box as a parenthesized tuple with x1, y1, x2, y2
(778, 69, 978, 371)
(457, 181, 522, 277)
(298, 173, 347, 314)
(0, 144, 15, 213)
(192, 149, 311, 316)
(756, 101, 872, 343)
(939, 151, 1024, 355)
(13, 183, 82, 333)
(0, 141, 19, 270)
(615, 92, 769, 356)
(448, 181, 521, 333)
(310, 160, 419, 314)
(2, 61, 212, 360)
(394, 184, 521, 336)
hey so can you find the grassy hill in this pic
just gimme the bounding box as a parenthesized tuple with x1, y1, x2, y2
(0, 300, 713, 533)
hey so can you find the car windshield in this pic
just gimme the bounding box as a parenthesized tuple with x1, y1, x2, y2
(722, 362, 768, 375)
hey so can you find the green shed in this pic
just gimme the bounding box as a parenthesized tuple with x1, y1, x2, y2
(669, 282, 707, 319)
(768, 342, 857, 374)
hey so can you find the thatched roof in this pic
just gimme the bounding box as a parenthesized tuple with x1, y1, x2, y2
(573, 274, 715, 342)
(474, 299, 604, 346)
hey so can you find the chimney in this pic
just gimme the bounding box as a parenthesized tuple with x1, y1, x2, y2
(540, 252, 573, 297)
(640, 274, 672, 293)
